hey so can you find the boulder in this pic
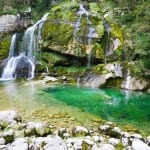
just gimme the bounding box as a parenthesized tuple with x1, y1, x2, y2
(7, 138, 28, 150)
(58, 128, 67, 138)
(104, 63, 123, 77)
(92, 135, 105, 143)
(79, 72, 114, 88)
(72, 126, 89, 137)
(121, 137, 129, 147)
(110, 127, 122, 138)
(25, 122, 51, 137)
(42, 76, 58, 83)
(131, 133, 143, 140)
(146, 136, 150, 146)
(66, 137, 83, 150)
(30, 136, 67, 150)
(3, 129, 14, 144)
(99, 144, 115, 150)
(121, 76, 149, 91)
(0, 137, 5, 145)
(82, 139, 94, 150)
(0, 15, 17, 32)
(0, 111, 20, 128)
(131, 139, 150, 150)
(99, 125, 111, 132)
(108, 138, 120, 146)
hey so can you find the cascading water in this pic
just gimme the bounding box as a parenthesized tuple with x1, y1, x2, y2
(87, 27, 96, 68)
(74, 3, 97, 67)
(73, 3, 90, 43)
(1, 33, 17, 80)
(0, 13, 49, 81)
(104, 22, 111, 64)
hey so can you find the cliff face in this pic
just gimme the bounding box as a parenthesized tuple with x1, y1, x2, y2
(0, 0, 149, 89)
(42, 1, 126, 61)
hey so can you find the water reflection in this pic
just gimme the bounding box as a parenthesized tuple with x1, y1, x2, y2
(0, 82, 149, 134)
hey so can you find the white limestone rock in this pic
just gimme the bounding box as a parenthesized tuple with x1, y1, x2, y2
(132, 139, 150, 150)
(7, 138, 28, 150)
(121, 137, 129, 147)
(100, 144, 115, 150)
(99, 125, 110, 132)
(146, 136, 150, 146)
(0, 138, 5, 145)
(0, 15, 17, 32)
(108, 138, 120, 146)
(121, 76, 148, 91)
(72, 126, 89, 136)
(3, 129, 14, 144)
(0, 111, 20, 126)
(131, 133, 143, 140)
(111, 127, 122, 137)
(25, 122, 51, 136)
(58, 128, 67, 137)
(43, 76, 58, 83)
(92, 135, 105, 143)
(82, 139, 94, 149)
(121, 131, 131, 138)
(30, 136, 67, 150)
(66, 137, 83, 150)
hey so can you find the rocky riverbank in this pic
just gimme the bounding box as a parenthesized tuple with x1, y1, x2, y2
(0, 110, 150, 150)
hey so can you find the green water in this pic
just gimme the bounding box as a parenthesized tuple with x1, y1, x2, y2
(43, 85, 150, 133)
(0, 81, 150, 134)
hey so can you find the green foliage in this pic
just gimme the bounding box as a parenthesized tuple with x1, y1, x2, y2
(0, 0, 29, 15)
(119, 14, 135, 24)
(133, 32, 150, 57)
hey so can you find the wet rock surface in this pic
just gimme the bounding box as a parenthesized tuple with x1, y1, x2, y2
(0, 110, 149, 150)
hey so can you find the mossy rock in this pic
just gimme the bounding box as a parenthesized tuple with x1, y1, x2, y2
(110, 24, 124, 43)
(122, 61, 144, 77)
(0, 35, 11, 60)
(92, 43, 104, 59)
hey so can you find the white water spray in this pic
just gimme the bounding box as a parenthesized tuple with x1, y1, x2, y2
(1, 13, 49, 81)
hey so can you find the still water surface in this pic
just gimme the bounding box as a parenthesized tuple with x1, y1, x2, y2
(0, 81, 149, 134)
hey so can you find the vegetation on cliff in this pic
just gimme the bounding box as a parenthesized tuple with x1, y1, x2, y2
(0, 0, 149, 81)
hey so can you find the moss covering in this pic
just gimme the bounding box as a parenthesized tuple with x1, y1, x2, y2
(41, 0, 125, 61)
(0, 36, 11, 60)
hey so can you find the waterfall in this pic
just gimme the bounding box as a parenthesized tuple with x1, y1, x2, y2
(73, 3, 90, 43)
(8, 33, 17, 58)
(104, 22, 111, 64)
(87, 27, 96, 68)
(1, 34, 17, 80)
(0, 13, 49, 81)
(74, 3, 97, 67)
